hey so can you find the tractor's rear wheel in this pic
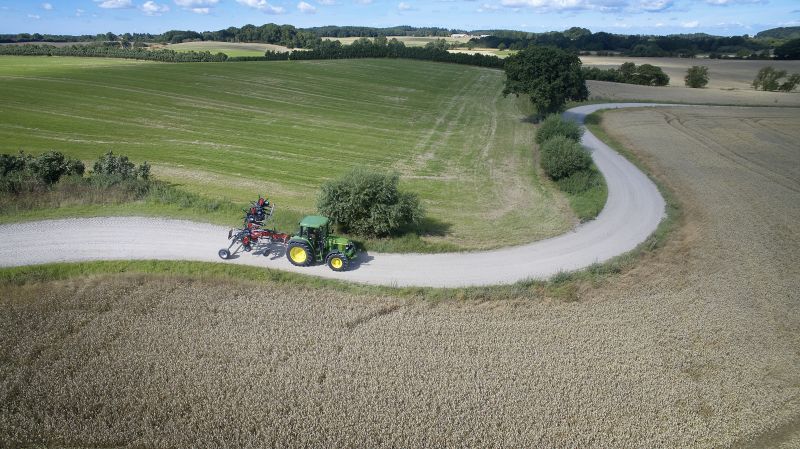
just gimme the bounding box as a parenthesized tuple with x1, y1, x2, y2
(326, 252, 349, 272)
(287, 241, 313, 267)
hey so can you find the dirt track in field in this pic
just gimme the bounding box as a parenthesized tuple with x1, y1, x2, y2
(1, 105, 799, 447)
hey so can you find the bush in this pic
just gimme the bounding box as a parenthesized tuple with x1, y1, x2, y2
(92, 151, 149, 179)
(753, 66, 786, 91)
(0, 150, 84, 192)
(556, 169, 601, 194)
(29, 151, 84, 184)
(0, 152, 28, 176)
(778, 73, 800, 92)
(540, 136, 592, 180)
(685, 65, 709, 88)
(535, 115, 584, 145)
(317, 168, 424, 237)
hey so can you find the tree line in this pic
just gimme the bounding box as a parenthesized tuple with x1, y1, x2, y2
(262, 38, 505, 69)
(0, 44, 228, 62)
(1, 25, 461, 48)
(304, 26, 459, 38)
(582, 62, 670, 86)
(4, 25, 797, 59)
(467, 27, 777, 58)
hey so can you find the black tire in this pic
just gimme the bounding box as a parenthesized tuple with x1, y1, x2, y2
(243, 243, 252, 252)
(287, 241, 313, 267)
(326, 252, 349, 272)
(218, 249, 230, 260)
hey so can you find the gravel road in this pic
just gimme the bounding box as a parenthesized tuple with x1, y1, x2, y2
(0, 103, 668, 287)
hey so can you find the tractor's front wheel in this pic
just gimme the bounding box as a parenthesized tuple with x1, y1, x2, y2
(326, 252, 349, 272)
(218, 249, 230, 260)
(287, 241, 313, 267)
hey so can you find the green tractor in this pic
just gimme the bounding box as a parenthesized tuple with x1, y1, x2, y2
(286, 215, 358, 271)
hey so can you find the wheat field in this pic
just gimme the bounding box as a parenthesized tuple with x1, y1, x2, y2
(1, 105, 799, 447)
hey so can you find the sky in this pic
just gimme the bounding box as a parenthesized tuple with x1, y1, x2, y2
(1, 0, 798, 37)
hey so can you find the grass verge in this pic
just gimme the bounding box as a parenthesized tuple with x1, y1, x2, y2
(0, 175, 243, 227)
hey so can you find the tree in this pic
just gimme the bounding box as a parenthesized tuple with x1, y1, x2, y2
(632, 64, 670, 86)
(753, 66, 787, 91)
(502, 46, 588, 117)
(317, 168, 424, 237)
(774, 38, 800, 60)
(685, 65, 709, 88)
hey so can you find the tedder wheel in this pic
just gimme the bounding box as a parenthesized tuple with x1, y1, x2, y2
(326, 252, 349, 272)
(286, 241, 313, 267)
(218, 249, 230, 260)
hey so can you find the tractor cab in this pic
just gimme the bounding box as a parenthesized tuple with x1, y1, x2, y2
(297, 215, 329, 248)
(286, 215, 357, 271)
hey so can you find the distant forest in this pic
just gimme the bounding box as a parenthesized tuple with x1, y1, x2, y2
(1, 25, 799, 59)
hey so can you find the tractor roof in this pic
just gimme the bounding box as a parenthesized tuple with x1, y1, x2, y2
(299, 215, 329, 228)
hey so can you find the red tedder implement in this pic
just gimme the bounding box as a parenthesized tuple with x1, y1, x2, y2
(218, 195, 290, 260)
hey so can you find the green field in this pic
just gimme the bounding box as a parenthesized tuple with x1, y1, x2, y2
(0, 56, 576, 250)
(160, 41, 291, 57)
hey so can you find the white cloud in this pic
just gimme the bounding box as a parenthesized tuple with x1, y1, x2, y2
(318, 0, 336, 4)
(638, 0, 672, 11)
(500, 0, 627, 12)
(355, 0, 372, 4)
(28, 13, 41, 19)
(298, 1, 316, 12)
(173, 0, 218, 5)
(477, 2, 500, 11)
(682, 20, 699, 27)
(95, 0, 134, 8)
(705, 0, 763, 4)
(42, 3, 53, 10)
(173, 0, 217, 13)
(141, 0, 169, 15)
(76, 8, 85, 16)
(237, 0, 285, 13)
(398, 1, 413, 10)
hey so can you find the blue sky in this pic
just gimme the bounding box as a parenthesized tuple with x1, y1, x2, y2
(1, 0, 798, 36)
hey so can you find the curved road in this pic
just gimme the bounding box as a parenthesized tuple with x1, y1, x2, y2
(0, 103, 668, 287)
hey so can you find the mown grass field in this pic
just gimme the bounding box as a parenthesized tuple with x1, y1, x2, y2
(0, 56, 575, 251)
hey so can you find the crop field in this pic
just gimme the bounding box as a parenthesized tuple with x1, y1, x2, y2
(0, 56, 574, 250)
(156, 41, 293, 56)
(587, 79, 800, 106)
(2, 105, 798, 447)
(581, 56, 800, 90)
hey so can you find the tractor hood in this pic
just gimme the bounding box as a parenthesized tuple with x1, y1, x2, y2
(328, 234, 358, 258)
